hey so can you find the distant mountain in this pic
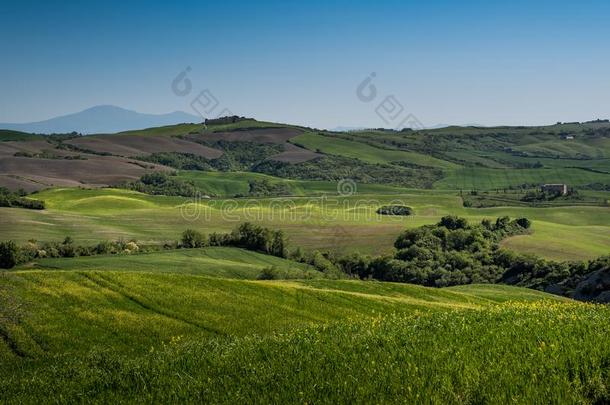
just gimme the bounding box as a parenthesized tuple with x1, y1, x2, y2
(0, 105, 201, 134)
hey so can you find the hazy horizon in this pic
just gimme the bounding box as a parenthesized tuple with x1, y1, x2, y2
(2, 0, 609, 129)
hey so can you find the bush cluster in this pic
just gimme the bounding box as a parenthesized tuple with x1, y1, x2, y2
(376, 205, 413, 216)
(242, 179, 291, 197)
(141, 141, 284, 173)
(121, 172, 199, 197)
(252, 155, 442, 189)
(138, 152, 213, 171)
(0, 237, 143, 269)
(2, 217, 607, 302)
(330, 216, 534, 287)
(0, 187, 45, 210)
(180, 222, 287, 258)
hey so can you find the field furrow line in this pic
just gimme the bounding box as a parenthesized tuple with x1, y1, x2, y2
(78, 272, 224, 336)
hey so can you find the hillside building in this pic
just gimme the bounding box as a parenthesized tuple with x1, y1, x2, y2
(541, 184, 568, 195)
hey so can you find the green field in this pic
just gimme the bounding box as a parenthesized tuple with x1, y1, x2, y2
(105, 123, 204, 137)
(107, 119, 292, 137)
(291, 132, 459, 169)
(3, 270, 550, 358)
(0, 129, 44, 141)
(512, 138, 610, 159)
(434, 166, 610, 190)
(1, 187, 608, 260)
(4, 264, 610, 403)
(17, 247, 318, 279)
(8, 301, 604, 403)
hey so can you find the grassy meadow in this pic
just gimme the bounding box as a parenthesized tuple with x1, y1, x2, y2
(291, 132, 459, 169)
(3, 270, 609, 404)
(16, 247, 318, 278)
(433, 166, 610, 190)
(4, 256, 595, 404)
(1, 186, 608, 260)
(3, 270, 546, 359)
(1, 121, 610, 402)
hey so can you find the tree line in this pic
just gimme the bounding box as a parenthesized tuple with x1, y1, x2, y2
(0, 187, 45, 210)
(1, 217, 608, 301)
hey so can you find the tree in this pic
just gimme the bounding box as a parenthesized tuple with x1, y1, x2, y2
(181, 229, 207, 248)
(337, 253, 371, 278)
(439, 216, 468, 230)
(0, 241, 19, 269)
(495, 216, 510, 230)
(269, 230, 286, 258)
(515, 217, 531, 229)
(209, 232, 231, 246)
(234, 222, 271, 253)
(59, 236, 76, 257)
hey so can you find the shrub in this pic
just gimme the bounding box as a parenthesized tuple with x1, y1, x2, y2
(495, 216, 510, 229)
(0, 187, 45, 210)
(209, 232, 232, 246)
(257, 266, 278, 280)
(376, 205, 413, 216)
(181, 229, 207, 248)
(439, 216, 469, 230)
(95, 241, 114, 255)
(59, 243, 76, 258)
(125, 241, 139, 253)
(516, 217, 532, 229)
(269, 230, 286, 258)
(0, 241, 19, 269)
(246, 179, 291, 197)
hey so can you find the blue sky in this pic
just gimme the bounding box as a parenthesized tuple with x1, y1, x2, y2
(1, 0, 609, 128)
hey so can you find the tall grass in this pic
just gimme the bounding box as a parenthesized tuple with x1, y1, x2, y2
(2, 301, 609, 403)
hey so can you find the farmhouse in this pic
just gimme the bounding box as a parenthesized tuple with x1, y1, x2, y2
(541, 184, 568, 195)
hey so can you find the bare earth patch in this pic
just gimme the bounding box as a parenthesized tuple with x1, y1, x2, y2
(0, 155, 170, 191)
(0, 175, 43, 192)
(0, 140, 91, 160)
(269, 143, 322, 163)
(66, 135, 223, 158)
(188, 128, 304, 144)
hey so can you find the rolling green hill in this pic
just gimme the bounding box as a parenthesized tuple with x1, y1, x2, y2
(292, 132, 459, 169)
(109, 119, 295, 137)
(6, 300, 604, 404)
(2, 187, 609, 260)
(2, 119, 609, 193)
(3, 267, 606, 403)
(512, 140, 607, 159)
(433, 167, 610, 190)
(17, 247, 317, 279)
(2, 112, 609, 402)
(0, 269, 559, 360)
